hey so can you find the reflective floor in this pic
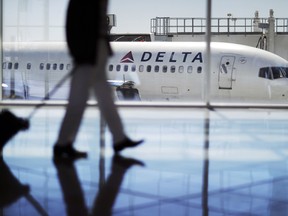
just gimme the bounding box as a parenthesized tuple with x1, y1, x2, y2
(1, 106, 288, 216)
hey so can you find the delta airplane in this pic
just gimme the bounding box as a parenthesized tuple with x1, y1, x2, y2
(2, 41, 288, 102)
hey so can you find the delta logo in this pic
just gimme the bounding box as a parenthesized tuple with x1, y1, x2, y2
(120, 51, 203, 63)
(120, 51, 134, 63)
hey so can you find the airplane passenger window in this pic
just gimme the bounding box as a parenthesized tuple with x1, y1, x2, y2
(14, 63, 19, 70)
(27, 63, 31, 70)
(60, 64, 64, 70)
(8, 62, 12, 70)
(2, 62, 6, 69)
(124, 65, 128, 72)
(197, 66, 202, 73)
(116, 65, 121, 72)
(131, 65, 136, 72)
(40, 63, 44, 70)
(171, 66, 176, 73)
(139, 65, 144, 72)
(155, 65, 159, 72)
(163, 65, 168, 73)
(179, 66, 184, 73)
(66, 64, 72, 70)
(53, 63, 57, 70)
(46, 63, 51, 70)
(187, 66, 193, 73)
(147, 65, 151, 72)
(108, 64, 113, 71)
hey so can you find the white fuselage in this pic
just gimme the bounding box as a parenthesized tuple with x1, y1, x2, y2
(2, 42, 288, 102)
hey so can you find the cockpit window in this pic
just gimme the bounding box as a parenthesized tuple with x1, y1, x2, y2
(259, 67, 272, 79)
(259, 67, 288, 80)
(271, 67, 288, 79)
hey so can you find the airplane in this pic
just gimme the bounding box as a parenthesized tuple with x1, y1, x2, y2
(2, 41, 288, 102)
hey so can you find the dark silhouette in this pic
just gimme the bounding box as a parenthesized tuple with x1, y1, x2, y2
(0, 156, 30, 207)
(92, 155, 144, 215)
(0, 156, 48, 216)
(53, 0, 143, 159)
(0, 110, 29, 155)
(53, 157, 89, 216)
(53, 155, 144, 216)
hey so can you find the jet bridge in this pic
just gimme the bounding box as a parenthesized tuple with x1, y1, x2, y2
(150, 10, 288, 60)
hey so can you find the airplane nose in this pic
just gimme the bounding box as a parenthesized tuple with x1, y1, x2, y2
(269, 79, 288, 100)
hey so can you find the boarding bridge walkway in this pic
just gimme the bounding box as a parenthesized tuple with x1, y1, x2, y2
(150, 14, 288, 61)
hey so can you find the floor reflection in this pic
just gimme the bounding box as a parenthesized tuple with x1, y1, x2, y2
(0, 156, 30, 209)
(202, 111, 210, 216)
(0, 156, 48, 216)
(1, 107, 288, 215)
(92, 155, 144, 215)
(53, 155, 144, 216)
(53, 157, 88, 216)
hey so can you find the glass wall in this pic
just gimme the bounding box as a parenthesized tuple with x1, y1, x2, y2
(2, 0, 69, 100)
(1, 0, 288, 105)
(4, 0, 66, 42)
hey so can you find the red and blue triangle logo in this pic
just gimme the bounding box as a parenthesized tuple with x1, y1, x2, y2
(120, 51, 134, 63)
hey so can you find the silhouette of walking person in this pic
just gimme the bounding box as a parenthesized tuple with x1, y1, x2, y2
(53, 158, 89, 216)
(92, 155, 144, 216)
(53, 155, 144, 216)
(0, 156, 49, 216)
(53, 0, 143, 159)
(0, 157, 30, 208)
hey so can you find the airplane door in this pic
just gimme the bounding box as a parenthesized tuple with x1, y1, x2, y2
(218, 56, 235, 89)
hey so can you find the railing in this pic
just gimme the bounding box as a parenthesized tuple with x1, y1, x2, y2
(276, 18, 288, 32)
(150, 17, 288, 35)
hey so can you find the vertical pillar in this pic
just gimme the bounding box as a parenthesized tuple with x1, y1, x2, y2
(44, 0, 49, 41)
(0, 0, 2, 101)
(44, 0, 49, 98)
(202, 2, 212, 215)
(268, 9, 275, 53)
(202, 110, 210, 216)
(253, 11, 261, 32)
(204, 0, 212, 106)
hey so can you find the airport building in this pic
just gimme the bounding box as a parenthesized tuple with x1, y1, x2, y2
(2, 1, 288, 215)
(150, 10, 288, 60)
(110, 10, 288, 60)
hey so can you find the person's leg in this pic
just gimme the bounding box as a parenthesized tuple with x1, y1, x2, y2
(92, 39, 143, 152)
(53, 158, 88, 216)
(91, 40, 125, 143)
(92, 155, 144, 215)
(54, 65, 92, 158)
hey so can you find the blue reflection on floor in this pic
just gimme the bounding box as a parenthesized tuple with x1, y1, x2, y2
(1, 106, 288, 215)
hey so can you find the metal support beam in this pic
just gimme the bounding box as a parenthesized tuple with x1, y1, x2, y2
(0, 0, 3, 101)
(202, 2, 212, 214)
(204, 0, 212, 106)
(268, 9, 275, 53)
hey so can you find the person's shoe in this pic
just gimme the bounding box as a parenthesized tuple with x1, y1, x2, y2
(113, 154, 145, 169)
(53, 155, 76, 167)
(113, 137, 144, 153)
(53, 144, 88, 159)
